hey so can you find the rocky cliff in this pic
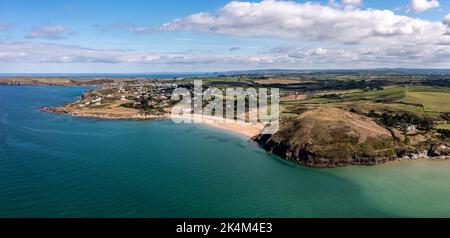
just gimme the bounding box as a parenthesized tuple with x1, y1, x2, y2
(253, 108, 450, 168)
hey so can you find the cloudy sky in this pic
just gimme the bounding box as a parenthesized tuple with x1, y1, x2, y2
(1, 0, 450, 73)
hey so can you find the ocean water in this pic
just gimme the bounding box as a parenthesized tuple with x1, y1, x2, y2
(1, 85, 450, 218)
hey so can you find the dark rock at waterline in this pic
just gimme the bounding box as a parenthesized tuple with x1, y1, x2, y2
(253, 108, 400, 168)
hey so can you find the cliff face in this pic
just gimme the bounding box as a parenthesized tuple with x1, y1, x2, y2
(0, 78, 115, 86)
(254, 108, 450, 167)
(254, 108, 402, 167)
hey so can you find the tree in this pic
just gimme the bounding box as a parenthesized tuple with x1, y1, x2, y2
(418, 117, 434, 132)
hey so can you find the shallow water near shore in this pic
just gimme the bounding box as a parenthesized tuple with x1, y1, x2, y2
(1, 85, 450, 217)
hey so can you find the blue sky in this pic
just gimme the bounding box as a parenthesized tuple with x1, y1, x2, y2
(1, 0, 450, 73)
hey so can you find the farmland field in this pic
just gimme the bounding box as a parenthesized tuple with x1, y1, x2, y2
(404, 91, 450, 113)
(436, 124, 450, 130)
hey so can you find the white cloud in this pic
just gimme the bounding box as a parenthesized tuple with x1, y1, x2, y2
(0, 42, 255, 65)
(272, 45, 450, 68)
(342, 0, 362, 5)
(130, 26, 155, 34)
(1, 41, 450, 71)
(3, 1, 450, 71)
(444, 13, 450, 26)
(94, 23, 156, 34)
(330, 0, 362, 7)
(27, 25, 70, 39)
(409, 0, 439, 13)
(159, 0, 447, 46)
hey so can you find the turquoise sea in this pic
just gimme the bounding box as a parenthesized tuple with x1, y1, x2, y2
(1, 85, 450, 218)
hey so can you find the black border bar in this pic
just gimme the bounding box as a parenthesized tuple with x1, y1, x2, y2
(0, 218, 449, 236)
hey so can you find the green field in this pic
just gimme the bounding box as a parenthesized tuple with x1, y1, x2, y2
(404, 91, 450, 113)
(436, 124, 450, 130)
(280, 85, 450, 118)
(345, 86, 407, 102)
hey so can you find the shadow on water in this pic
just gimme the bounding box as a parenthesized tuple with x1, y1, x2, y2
(248, 151, 400, 218)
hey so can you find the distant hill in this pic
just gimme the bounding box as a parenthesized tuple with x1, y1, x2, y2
(214, 68, 450, 76)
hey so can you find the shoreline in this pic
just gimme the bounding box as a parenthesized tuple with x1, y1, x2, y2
(40, 107, 263, 139)
(39, 107, 450, 169)
(39, 107, 450, 168)
(171, 114, 264, 139)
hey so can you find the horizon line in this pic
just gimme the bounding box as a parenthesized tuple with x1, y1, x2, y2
(2, 67, 450, 75)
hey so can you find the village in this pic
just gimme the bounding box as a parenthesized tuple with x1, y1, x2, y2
(72, 79, 178, 114)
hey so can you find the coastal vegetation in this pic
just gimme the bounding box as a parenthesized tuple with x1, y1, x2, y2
(3, 70, 450, 167)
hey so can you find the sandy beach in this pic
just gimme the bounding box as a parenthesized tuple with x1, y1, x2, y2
(171, 114, 264, 138)
(42, 106, 264, 138)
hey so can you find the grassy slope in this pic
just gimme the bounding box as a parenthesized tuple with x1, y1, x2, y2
(258, 108, 399, 167)
(404, 91, 450, 113)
